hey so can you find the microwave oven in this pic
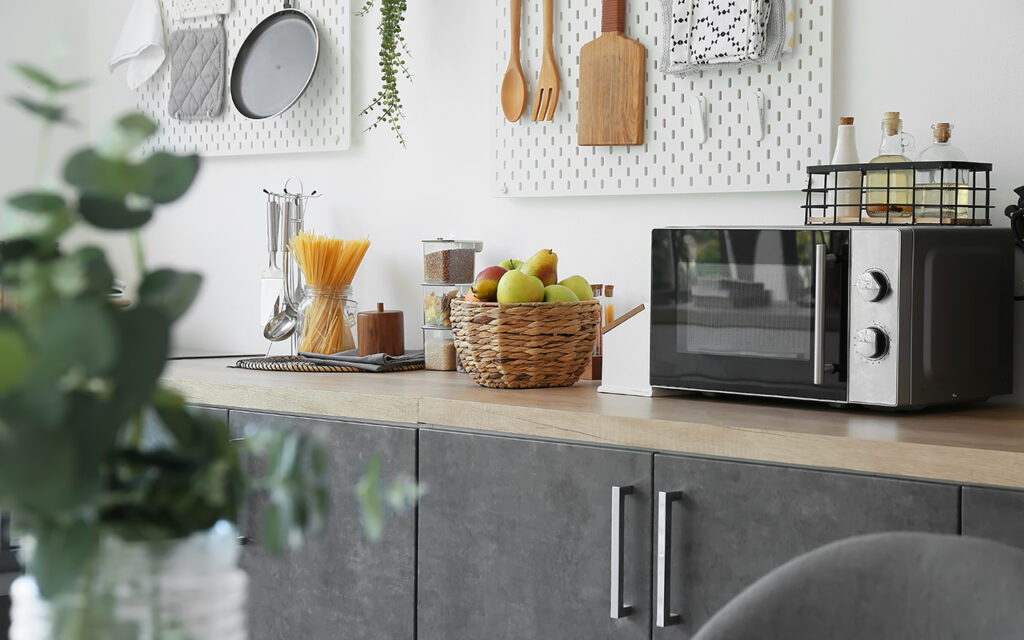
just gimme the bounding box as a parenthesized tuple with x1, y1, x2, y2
(650, 227, 1014, 408)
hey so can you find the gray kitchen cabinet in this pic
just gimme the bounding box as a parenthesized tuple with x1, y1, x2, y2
(651, 455, 961, 638)
(962, 486, 1024, 549)
(417, 429, 653, 640)
(230, 411, 416, 640)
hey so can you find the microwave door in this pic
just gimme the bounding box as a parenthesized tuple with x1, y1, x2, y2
(650, 229, 847, 401)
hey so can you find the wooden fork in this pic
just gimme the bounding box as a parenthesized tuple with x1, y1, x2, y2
(532, 0, 559, 121)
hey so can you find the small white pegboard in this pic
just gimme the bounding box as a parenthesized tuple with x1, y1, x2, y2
(495, 0, 832, 196)
(136, 0, 350, 156)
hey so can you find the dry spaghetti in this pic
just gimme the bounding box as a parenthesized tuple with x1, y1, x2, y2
(289, 231, 370, 354)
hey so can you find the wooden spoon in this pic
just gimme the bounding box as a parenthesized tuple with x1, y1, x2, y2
(500, 0, 527, 122)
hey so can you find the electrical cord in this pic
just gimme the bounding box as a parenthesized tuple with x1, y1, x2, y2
(1006, 186, 1024, 301)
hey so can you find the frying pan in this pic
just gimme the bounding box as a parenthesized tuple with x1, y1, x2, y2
(230, 1, 320, 120)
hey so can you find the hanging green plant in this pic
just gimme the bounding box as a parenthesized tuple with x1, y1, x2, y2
(358, 0, 410, 146)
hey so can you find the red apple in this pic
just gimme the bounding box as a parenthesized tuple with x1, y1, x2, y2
(472, 265, 507, 301)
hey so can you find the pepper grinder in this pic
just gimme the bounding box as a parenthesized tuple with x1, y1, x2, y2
(357, 303, 405, 356)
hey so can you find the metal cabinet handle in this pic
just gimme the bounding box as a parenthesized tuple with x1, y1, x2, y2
(655, 490, 682, 627)
(610, 485, 634, 619)
(812, 243, 837, 385)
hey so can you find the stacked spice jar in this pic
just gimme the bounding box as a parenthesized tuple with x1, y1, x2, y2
(422, 239, 482, 371)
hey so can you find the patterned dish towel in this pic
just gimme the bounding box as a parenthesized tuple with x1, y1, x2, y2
(662, 0, 792, 78)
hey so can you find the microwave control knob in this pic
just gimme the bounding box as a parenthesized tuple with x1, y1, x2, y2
(855, 270, 889, 302)
(854, 327, 889, 360)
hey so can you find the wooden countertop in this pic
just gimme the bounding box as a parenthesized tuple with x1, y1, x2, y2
(162, 358, 1024, 489)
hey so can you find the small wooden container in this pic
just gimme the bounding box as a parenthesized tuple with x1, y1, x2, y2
(357, 303, 405, 356)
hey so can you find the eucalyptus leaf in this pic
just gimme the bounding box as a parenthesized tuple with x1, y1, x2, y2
(63, 149, 144, 198)
(10, 97, 73, 125)
(7, 191, 66, 215)
(108, 306, 170, 423)
(0, 328, 29, 392)
(356, 453, 384, 542)
(13, 63, 61, 91)
(137, 152, 200, 204)
(78, 194, 152, 230)
(138, 269, 201, 322)
(29, 521, 100, 598)
(36, 299, 117, 376)
(99, 114, 158, 159)
(0, 236, 59, 263)
(56, 247, 114, 297)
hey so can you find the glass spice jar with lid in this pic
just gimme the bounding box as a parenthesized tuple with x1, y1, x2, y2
(422, 239, 483, 284)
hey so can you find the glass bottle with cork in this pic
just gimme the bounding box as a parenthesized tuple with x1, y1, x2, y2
(830, 116, 861, 220)
(865, 111, 915, 219)
(916, 122, 969, 220)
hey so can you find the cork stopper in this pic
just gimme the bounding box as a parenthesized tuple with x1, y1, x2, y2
(839, 117, 854, 125)
(377, 302, 385, 312)
(604, 285, 614, 297)
(882, 111, 901, 136)
(591, 284, 604, 297)
(932, 122, 952, 143)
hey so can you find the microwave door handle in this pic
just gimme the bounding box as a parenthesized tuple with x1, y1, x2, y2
(813, 243, 837, 385)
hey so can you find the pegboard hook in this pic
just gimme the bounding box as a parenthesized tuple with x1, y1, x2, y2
(747, 88, 766, 142)
(691, 93, 708, 146)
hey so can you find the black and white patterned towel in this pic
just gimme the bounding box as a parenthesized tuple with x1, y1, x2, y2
(662, 0, 790, 78)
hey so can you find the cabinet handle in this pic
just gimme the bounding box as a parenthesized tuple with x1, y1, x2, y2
(655, 490, 682, 627)
(610, 485, 634, 619)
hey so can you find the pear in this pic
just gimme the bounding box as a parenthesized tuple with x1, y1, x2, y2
(558, 275, 594, 301)
(520, 249, 558, 287)
(498, 258, 523, 271)
(543, 284, 580, 302)
(496, 269, 545, 303)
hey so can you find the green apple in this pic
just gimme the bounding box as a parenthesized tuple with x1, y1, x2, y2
(498, 258, 523, 271)
(558, 275, 594, 301)
(543, 284, 580, 302)
(496, 269, 545, 303)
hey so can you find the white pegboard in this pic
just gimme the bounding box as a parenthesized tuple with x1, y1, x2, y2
(495, 0, 832, 196)
(137, 0, 350, 156)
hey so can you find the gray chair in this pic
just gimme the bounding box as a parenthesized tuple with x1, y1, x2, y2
(692, 532, 1024, 640)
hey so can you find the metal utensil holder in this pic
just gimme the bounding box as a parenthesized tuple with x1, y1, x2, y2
(803, 161, 993, 226)
(263, 178, 321, 350)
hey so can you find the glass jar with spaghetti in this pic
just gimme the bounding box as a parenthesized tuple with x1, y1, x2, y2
(294, 284, 359, 355)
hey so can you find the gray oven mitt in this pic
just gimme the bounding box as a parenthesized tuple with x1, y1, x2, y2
(167, 22, 226, 121)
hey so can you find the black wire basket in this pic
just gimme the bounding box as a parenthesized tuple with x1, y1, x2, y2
(803, 161, 993, 225)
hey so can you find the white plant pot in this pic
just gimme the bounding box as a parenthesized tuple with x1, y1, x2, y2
(9, 522, 247, 640)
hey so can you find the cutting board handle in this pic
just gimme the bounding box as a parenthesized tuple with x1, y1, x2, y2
(601, 0, 625, 33)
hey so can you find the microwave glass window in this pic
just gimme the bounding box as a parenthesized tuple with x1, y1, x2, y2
(651, 228, 847, 401)
(678, 230, 814, 360)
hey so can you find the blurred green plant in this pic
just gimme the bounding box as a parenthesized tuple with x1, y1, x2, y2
(0, 63, 418, 609)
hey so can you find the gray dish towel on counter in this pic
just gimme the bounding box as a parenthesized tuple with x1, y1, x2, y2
(167, 22, 226, 120)
(298, 350, 425, 373)
(661, 0, 787, 78)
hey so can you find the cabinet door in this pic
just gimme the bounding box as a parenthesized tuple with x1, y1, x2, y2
(652, 455, 960, 639)
(230, 411, 416, 640)
(962, 486, 1024, 549)
(418, 430, 652, 640)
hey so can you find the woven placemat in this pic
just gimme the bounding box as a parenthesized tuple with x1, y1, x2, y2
(235, 356, 424, 373)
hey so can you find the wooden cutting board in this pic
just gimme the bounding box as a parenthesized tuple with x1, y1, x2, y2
(577, 0, 646, 146)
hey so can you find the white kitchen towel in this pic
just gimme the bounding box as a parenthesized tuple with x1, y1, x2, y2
(109, 0, 166, 90)
(170, 0, 233, 20)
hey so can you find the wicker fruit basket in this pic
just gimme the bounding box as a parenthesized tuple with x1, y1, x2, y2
(450, 299, 601, 389)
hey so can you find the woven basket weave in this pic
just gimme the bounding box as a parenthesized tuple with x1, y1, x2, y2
(450, 299, 601, 389)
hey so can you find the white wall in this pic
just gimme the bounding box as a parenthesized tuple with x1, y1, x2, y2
(16, 0, 1024, 403)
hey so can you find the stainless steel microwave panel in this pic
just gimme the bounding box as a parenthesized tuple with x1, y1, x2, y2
(847, 229, 909, 406)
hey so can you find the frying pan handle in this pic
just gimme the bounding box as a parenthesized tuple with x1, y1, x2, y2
(602, 0, 625, 33)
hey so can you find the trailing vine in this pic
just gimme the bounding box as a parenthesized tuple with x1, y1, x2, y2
(358, 0, 410, 146)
